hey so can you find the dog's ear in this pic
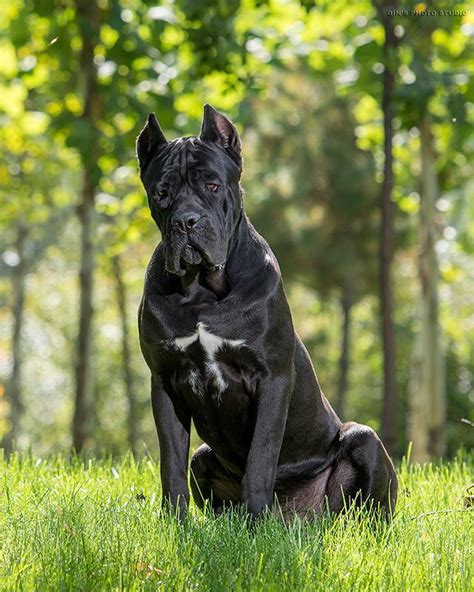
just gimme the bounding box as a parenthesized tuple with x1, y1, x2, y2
(136, 113, 167, 173)
(200, 104, 241, 166)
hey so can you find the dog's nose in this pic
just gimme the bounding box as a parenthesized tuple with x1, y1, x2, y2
(173, 212, 202, 232)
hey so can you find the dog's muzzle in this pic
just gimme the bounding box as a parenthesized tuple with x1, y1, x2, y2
(165, 242, 225, 276)
(164, 220, 226, 276)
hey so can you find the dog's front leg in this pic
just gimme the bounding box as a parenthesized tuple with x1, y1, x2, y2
(151, 375, 191, 519)
(241, 373, 293, 520)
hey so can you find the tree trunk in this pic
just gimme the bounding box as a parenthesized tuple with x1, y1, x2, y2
(375, 0, 398, 455)
(73, 176, 95, 452)
(3, 223, 28, 453)
(112, 255, 138, 457)
(408, 112, 445, 462)
(72, 0, 101, 453)
(335, 282, 352, 421)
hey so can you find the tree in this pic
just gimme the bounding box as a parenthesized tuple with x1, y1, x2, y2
(401, 10, 473, 460)
(6, 0, 185, 451)
(71, 0, 102, 452)
(2, 222, 27, 452)
(111, 255, 138, 456)
(372, 0, 399, 455)
(335, 273, 354, 419)
(245, 69, 379, 417)
(0, 92, 74, 452)
(408, 112, 445, 460)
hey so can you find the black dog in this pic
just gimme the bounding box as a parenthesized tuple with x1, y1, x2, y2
(137, 104, 397, 521)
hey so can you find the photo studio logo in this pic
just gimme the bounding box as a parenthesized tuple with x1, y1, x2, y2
(386, 7, 467, 17)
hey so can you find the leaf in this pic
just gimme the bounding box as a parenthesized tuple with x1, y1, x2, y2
(133, 562, 163, 580)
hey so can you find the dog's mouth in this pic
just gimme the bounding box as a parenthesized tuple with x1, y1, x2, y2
(181, 244, 203, 267)
(165, 240, 224, 277)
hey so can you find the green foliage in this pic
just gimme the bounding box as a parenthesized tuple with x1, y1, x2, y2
(245, 68, 379, 300)
(0, 0, 473, 457)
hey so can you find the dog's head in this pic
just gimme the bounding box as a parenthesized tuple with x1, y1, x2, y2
(137, 104, 243, 276)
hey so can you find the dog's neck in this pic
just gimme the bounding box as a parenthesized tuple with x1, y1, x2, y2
(179, 266, 228, 302)
(178, 211, 249, 302)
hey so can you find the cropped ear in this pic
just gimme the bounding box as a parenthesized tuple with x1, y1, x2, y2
(136, 113, 167, 173)
(199, 104, 241, 166)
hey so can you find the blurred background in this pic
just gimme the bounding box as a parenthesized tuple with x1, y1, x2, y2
(0, 0, 473, 462)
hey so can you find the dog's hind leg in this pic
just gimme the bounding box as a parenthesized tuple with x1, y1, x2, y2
(275, 466, 333, 520)
(324, 422, 397, 518)
(190, 444, 242, 514)
(276, 423, 397, 520)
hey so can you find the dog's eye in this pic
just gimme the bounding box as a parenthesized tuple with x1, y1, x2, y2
(155, 189, 168, 200)
(206, 183, 220, 193)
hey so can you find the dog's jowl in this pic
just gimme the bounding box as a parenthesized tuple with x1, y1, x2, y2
(137, 104, 397, 520)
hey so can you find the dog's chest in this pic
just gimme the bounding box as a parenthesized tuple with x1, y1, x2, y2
(166, 322, 247, 399)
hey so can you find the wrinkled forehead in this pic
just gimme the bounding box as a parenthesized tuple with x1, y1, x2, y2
(143, 136, 239, 187)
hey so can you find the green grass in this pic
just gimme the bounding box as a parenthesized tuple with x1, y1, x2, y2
(0, 452, 472, 591)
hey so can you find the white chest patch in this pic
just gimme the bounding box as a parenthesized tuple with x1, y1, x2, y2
(170, 323, 245, 396)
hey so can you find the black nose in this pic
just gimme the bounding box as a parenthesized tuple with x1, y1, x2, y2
(173, 212, 202, 232)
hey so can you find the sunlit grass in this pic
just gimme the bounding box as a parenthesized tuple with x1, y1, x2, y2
(0, 452, 472, 591)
